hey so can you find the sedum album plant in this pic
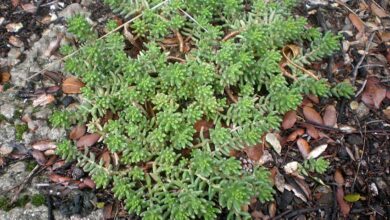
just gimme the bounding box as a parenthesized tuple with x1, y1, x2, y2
(51, 0, 354, 219)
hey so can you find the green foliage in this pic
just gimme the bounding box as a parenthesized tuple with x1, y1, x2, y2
(31, 194, 46, 207)
(302, 157, 330, 174)
(53, 0, 351, 218)
(15, 124, 28, 141)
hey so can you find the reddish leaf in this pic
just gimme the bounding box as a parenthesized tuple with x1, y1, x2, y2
(334, 169, 345, 186)
(303, 106, 323, 125)
(81, 178, 96, 189)
(370, 3, 389, 18)
(32, 94, 55, 107)
(305, 124, 319, 139)
(62, 77, 85, 94)
(282, 111, 297, 130)
(69, 125, 87, 140)
(336, 187, 351, 217)
(286, 128, 305, 142)
(294, 177, 312, 200)
(21, 114, 38, 131)
(31, 150, 47, 165)
(76, 133, 101, 148)
(32, 140, 57, 151)
(101, 151, 111, 168)
(361, 77, 386, 109)
(323, 105, 337, 127)
(243, 144, 263, 161)
(194, 120, 214, 133)
(307, 94, 319, 104)
(21, 3, 37, 13)
(297, 138, 310, 159)
(49, 174, 71, 184)
(348, 13, 365, 33)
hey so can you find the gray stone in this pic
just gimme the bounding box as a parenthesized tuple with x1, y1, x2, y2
(0, 207, 103, 220)
(0, 123, 16, 145)
(0, 103, 16, 120)
(33, 108, 53, 120)
(0, 161, 27, 192)
(23, 120, 66, 146)
(59, 3, 89, 19)
(0, 143, 14, 156)
(356, 102, 370, 119)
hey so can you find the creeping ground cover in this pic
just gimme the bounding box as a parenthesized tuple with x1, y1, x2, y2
(50, 0, 354, 219)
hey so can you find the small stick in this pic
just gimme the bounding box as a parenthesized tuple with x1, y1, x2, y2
(351, 32, 375, 85)
(174, 30, 184, 53)
(222, 31, 240, 42)
(225, 87, 238, 103)
(11, 164, 40, 203)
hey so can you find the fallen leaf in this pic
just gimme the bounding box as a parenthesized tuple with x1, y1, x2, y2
(32, 141, 57, 151)
(307, 94, 319, 104)
(8, 36, 23, 47)
(82, 178, 96, 189)
(31, 150, 47, 165)
(383, 107, 390, 120)
(361, 77, 386, 109)
(0, 145, 13, 155)
(101, 151, 111, 168)
(21, 114, 38, 131)
(323, 105, 337, 127)
(344, 193, 362, 202)
(380, 32, 390, 42)
(268, 202, 277, 218)
(0, 70, 11, 84)
(11, 0, 20, 7)
(6, 22, 23, 33)
(282, 110, 297, 130)
(285, 183, 307, 202)
(307, 144, 327, 159)
(49, 174, 71, 184)
(62, 77, 85, 94)
(294, 177, 312, 200)
(297, 138, 311, 159)
(244, 144, 263, 161)
(194, 120, 214, 133)
(265, 133, 282, 155)
(286, 128, 305, 142)
(32, 94, 55, 107)
(334, 169, 345, 186)
(370, 3, 389, 18)
(69, 125, 87, 140)
(21, 3, 37, 13)
(76, 133, 101, 148)
(305, 124, 319, 139)
(44, 149, 56, 156)
(44, 33, 64, 57)
(303, 106, 323, 125)
(348, 13, 365, 33)
(336, 187, 351, 217)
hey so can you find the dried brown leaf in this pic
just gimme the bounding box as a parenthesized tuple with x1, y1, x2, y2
(243, 144, 263, 161)
(307, 94, 319, 104)
(361, 77, 386, 109)
(294, 177, 312, 200)
(334, 169, 345, 186)
(307, 144, 327, 159)
(297, 138, 311, 159)
(32, 140, 57, 151)
(268, 202, 277, 218)
(31, 150, 47, 165)
(348, 13, 365, 33)
(62, 77, 85, 94)
(49, 174, 71, 184)
(21, 3, 37, 13)
(323, 105, 337, 127)
(69, 125, 87, 140)
(194, 120, 214, 133)
(286, 128, 305, 142)
(1, 71, 11, 84)
(101, 151, 111, 168)
(336, 187, 351, 217)
(82, 178, 96, 189)
(265, 133, 282, 155)
(8, 36, 23, 47)
(380, 32, 390, 42)
(76, 133, 101, 148)
(32, 94, 55, 107)
(303, 106, 323, 125)
(282, 110, 297, 130)
(305, 124, 319, 139)
(370, 3, 389, 18)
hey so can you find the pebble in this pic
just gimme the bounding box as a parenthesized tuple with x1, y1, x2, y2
(6, 22, 23, 33)
(369, 182, 379, 197)
(356, 102, 370, 118)
(0, 103, 16, 119)
(0, 144, 13, 156)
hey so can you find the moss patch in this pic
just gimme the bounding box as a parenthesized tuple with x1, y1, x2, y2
(15, 124, 28, 141)
(26, 160, 38, 172)
(31, 194, 45, 207)
(14, 194, 29, 208)
(0, 114, 7, 123)
(0, 196, 10, 211)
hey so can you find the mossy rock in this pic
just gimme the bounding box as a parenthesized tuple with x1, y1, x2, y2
(31, 194, 46, 207)
(15, 124, 28, 141)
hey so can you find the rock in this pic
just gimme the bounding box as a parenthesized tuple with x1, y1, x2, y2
(356, 102, 370, 119)
(59, 3, 89, 19)
(7, 48, 22, 65)
(32, 108, 52, 120)
(22, 120, 66, 146)
(0, 103, 16, 120)
(0, 162, 27, 192)
(0, 123, 16, 145)
(0, 144, 13, 156)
